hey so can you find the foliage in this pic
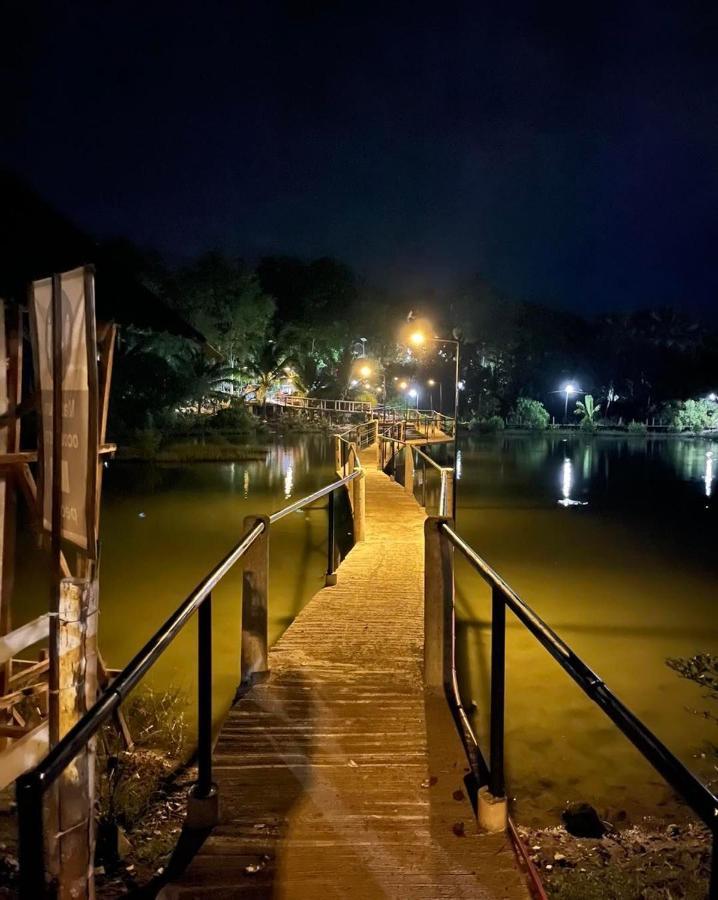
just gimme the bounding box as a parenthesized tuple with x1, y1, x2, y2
(670, 398, 714, 432)
(97, 687, 188, 833)
(244, 342, 291, 406)
(469, 414, 505, 433)
(574, 394, 600, 425)
(627, 420, 648, 434)
(508, 397, 550, 430)
(208, 402, 262, 433)
(132, 427, 162, 458)
(171, 252, 275, 368)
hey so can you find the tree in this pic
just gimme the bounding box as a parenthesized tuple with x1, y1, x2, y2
(245, 342, 290, 409)
(509, 397, 550, 430)
(172, 252, 275, 372)
(574, 394, 601, 428)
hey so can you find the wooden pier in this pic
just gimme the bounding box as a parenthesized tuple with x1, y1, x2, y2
(164, 443, 529, 898)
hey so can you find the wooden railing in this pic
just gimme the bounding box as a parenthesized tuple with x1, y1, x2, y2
(271, 396, 374, 414)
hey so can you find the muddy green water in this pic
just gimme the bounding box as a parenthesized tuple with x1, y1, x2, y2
(452, 434, 718, 827)
(15, 433, 718, 828)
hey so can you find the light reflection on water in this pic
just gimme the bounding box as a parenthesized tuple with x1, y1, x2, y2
(15, 436, 337, 731)
(454, 434, 718, 826)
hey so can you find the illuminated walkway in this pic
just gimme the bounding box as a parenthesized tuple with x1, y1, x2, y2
(165, 444, 529, 898)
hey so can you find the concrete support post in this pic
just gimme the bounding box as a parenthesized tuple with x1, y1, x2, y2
(404, 445, 414, 495)
(352, 472, 366, 542)
(439, 468, 454, 518)
(51, 578, 98, 899)
(241, 515, 270, 687)
(334, 435, 342, 477)
(423, 517, 454, 690)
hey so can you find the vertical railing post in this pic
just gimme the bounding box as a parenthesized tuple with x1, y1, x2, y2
(711, 831, 717, 900)
(240, 516, 270, 687)
(478, 585, 508, 833)
(187, 591, 219, 828)
(17, 773, 46, 898)
(353, 470, 366, 542)
(423, 517, 454, 690)
(325, 488, 337, 586)
(404, 444, 414, 495)
(421, 457, 427, 509)
(489, 586, 505, 798)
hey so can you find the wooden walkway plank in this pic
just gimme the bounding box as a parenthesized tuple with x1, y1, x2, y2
(164, 444, 529, 899)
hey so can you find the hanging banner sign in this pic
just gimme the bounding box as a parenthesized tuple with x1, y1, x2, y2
(30, 267, 98, 553)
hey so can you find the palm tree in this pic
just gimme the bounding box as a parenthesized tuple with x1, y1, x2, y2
(574, 394, 601, 425)
(245, 343, 290, 410)
(179, 349, 243, 415)
(292, 354, 332, 397)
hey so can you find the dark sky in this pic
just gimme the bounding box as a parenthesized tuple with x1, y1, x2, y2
(3, 1, 718, 317)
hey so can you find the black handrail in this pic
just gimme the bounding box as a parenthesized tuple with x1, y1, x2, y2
(440, 522, 718, 894)
(16, 466, 364, 897)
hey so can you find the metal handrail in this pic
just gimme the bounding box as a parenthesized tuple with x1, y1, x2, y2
(269, 470, 361, 524)
(440, 522, 718, 845)
(380, 434, 447, 473)
(16, 464, 365, 896)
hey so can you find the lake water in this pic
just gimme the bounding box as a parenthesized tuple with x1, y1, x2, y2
(452, 434, 718, 827)
(14, 432, 718, 829)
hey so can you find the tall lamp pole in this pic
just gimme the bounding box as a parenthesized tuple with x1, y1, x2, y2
(409, 331, 460, 521)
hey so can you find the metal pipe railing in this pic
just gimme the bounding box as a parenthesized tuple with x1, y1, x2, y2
(16, 463, 365, 897)
(437, 521, 718, 891)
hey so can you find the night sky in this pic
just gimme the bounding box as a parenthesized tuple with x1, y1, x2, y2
(2, 1, 718, 318)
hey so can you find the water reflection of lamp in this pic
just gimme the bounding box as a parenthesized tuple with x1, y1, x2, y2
(455, 449, 462, 481)
(284, 464, 294, 499)
(561, 458, 572, 505)
(243, 469, 250, 499)
(705, 451, 714, 498)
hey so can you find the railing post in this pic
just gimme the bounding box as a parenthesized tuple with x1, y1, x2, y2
(478, 585, 508, 833)
(421, 456, 427, 508)
(241, 515, 270, 687)
(423, 517, 454, 690)
(334, 435, 342, 477)
(352, 471, 366, 542)
(404, 444, 414, 495)
(187, 591, 219, 829)
(17, 773, 46, 898)
(373, 418, 379, 445)
(439, 468, 454, 518)
(325, 488, 337, 586)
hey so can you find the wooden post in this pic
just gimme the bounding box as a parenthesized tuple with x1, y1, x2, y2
(372, 418, 379, 445)
(0, 305, 22, 706)
(352, 472, 366, 542)
(439, 468, 454, 518)
(404, 445, 414, 495)
(50, 577, 98, 898)
(334, 435, 342, 478)
(423, 517, 454, 690)
(241, 515, 270, 687)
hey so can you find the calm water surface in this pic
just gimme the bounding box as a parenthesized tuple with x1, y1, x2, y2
(15, 433, 718, 829)
(452, 434, 718, 826)
(16, 436, 338, 728)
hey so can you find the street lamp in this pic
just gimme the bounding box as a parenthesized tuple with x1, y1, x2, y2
(408, 388, 419, 410)
(359, 365, 371, 379)
(408, 326, 460, 520)
(563, 383, 576, 424)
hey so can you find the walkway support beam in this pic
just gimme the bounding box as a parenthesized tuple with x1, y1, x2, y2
(241, 515, 270, 687)
(423, 517, 454, 691)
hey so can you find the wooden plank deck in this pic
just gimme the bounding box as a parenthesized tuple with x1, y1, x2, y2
(164, 444, 529, 899)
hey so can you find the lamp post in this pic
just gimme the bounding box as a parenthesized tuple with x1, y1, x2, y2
(409, 329, 460, 520)
(563, 383, 576, 424)
(427, 379, 435, 410)
(409, 388, 419, 410)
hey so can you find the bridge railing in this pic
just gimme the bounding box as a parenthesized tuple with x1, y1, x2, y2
(15, 465, 366, 898)
(379, 434, 453, 517)
(272, 396, 374, 415)
(424, 516, 718, 892)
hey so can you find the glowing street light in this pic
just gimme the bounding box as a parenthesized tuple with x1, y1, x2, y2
(408, 387, 419, 410)
(359, 365, 372, 378)
(708, 392, 717, 402)
(563, 383, 576, 424)
(399, 380, 408, 390)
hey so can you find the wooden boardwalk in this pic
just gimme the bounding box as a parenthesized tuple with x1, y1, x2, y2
(165, 445, 529, 899)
